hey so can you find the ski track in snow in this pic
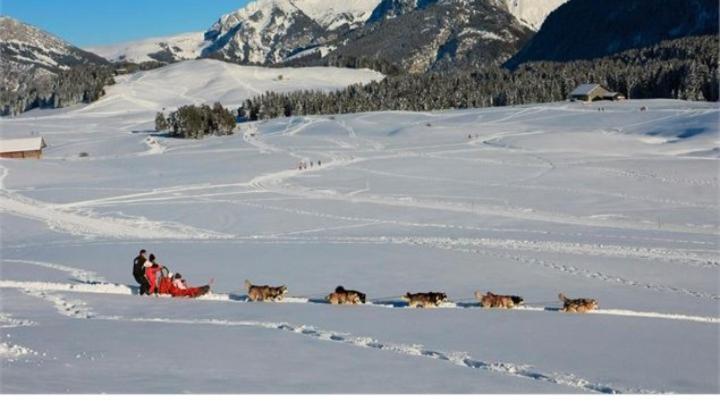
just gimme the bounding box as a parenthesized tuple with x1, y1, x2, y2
(23, 289, 95, 319)
(4, 112, 714, 247)
(13, 119, 713, 239)
(14, 288, 663, 394)
(3, 259, 106, 284)
(244, 131, 716, 235)
(0, 190, 233, 240)
(1, 279, 716, 325)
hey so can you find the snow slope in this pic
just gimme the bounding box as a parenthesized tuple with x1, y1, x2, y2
(0, 71, 718, 393)
(68, 59, 384, 114)
(85, 32, 208, 63)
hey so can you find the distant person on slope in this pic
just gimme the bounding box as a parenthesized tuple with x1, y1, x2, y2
(132, 249, 150, 295)
(144, 254, 163, 295)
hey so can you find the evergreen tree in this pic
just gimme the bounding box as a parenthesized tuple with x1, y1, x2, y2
(154, 112, 168, 132)
(164, 103, 237, 139)
(241, 35, 718, 121)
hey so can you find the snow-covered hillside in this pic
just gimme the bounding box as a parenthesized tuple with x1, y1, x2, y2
(85, 32, 208, 64)
(0, 63, 718, 393)
(73, 59, 384, 114)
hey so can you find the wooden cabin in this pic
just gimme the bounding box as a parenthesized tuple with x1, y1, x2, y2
(601, 92, 626, 101)
(569, 84, 624, 102)
(0, 137, 47, 159)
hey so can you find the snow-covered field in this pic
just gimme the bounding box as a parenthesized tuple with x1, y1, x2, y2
(0, 61, 718, 393)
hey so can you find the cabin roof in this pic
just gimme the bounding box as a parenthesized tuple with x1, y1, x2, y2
(0, 137, 47, 153)
(570, 84, 604, 96)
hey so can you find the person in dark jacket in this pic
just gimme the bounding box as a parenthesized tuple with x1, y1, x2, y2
(132, 249, 150, 295)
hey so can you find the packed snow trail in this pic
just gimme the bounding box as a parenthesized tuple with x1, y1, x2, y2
(18, 290, 661, 394)
(1, 279, 717, 324)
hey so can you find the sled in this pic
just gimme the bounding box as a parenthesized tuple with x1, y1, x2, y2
(170, 284, 210, 298)
(156, 269, 211, 298)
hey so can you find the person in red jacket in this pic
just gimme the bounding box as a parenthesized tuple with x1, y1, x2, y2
(144, 254, 163, 295)
(157, 267, 174, 295)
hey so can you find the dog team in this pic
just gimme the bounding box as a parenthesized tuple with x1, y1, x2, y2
(243, 279, 599, 313)
(135, 249, 598, 312)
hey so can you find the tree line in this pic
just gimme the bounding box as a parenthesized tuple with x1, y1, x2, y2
(1, 64, 115, 116)
(155, 102, 236, 139)
(237, 35, 718, 121)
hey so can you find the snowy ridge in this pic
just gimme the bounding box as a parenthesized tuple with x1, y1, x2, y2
(85, 32, 208, 64)
(0, 16, 107, 71)
(0, 16, 74, 70)
(501, 0, 568, 30)
(294, 0, 380, 30)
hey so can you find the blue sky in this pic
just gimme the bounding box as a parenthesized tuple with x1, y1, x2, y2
(2, 0, 251, 47)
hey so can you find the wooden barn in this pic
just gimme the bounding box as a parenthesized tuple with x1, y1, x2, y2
(569, 84, 624, 102)
(0, 137, 47, 159)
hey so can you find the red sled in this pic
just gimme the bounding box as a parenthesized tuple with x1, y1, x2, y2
(158, 276, 210, 298)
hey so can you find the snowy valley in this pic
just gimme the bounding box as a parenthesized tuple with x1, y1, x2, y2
(1, 0, 719, 395)
(1, 57, 719, 393)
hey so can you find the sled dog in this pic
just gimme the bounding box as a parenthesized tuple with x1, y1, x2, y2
(244, 280, 288, 302)
(326, 286, 366, 305)
(402, 292, 448, 308)
(474, 291, 524, 309)
(558, 293, 598, 313)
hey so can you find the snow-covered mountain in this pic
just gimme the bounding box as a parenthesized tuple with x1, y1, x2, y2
(86, 32, 209, 64)
(368, 0, 567, 30)
(366, 0, 432, 22)
(76, 0, 563, 69)
(506, 0, 719, 67)
(0, 16, 107, 75)
(326, 0, 534, 73)
(201, 0, 380, 64)
(201, 0, 322, 64)
(295, 0, 380, 30)
(501, 0, 568, 30)
(0, 16, 111, 115)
